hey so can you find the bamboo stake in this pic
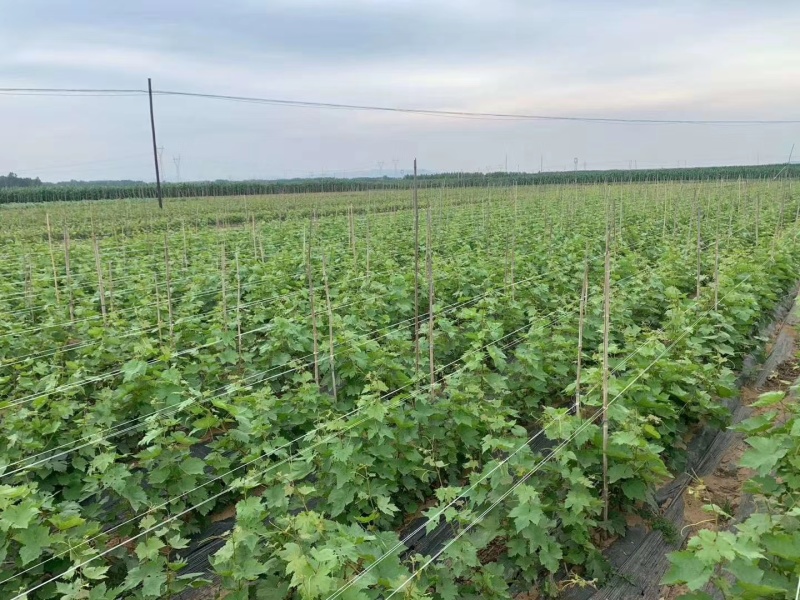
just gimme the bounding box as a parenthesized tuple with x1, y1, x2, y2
(63, 225, 75, 322)
(93, 234, 107, 325)
(220, 243, 228, 331)
(511, 184, 517, 300)
(321, 254, 337, 400)
(696, 200, 702, 299)
(365, 209, 371, 280)
(107, 261, 114, 315)
(713, 230, 720, 311)
(251, 214, 258, 262)
(306, 231, 320, 385)
(349, 205, 357, 269)
(601, 209, 612, 528)
(24, 258, 34, 323)
(181, 219, 189, 268)
(426, 197, 435, 393)
(154, 272, 163, 344)
(575, 249, 589, 418)
(755, 193, 760, 245)
(413, 159, 421, 380)
(45, 213, 60, 303)
(235, 252, 242, 362)
(164, 234, 174, 340)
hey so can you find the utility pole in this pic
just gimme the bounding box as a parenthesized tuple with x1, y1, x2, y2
(505, 154, 508, 173)
(173, 155, 181, 182)
(540, 155, 543, 173)
(148, 78, 163, 209)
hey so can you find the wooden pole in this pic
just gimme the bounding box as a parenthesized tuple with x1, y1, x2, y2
(181, 219, 189, 268)
(235, 252, 242, 362)
(511, 184, 517, 300)
(575, 249, 589, 418)
(164, 234, 174, 340)
(154, 272, 163, 344)
(147, 78, 164, 210)
(251, 214, 258, 262)
(306, 230, 320, 385)
(696, 199, 702, 299)
(220, 243, 228, 331)
(713, 231, 720, 311)
(413, 158, 421, 380)
(24, 258, 34, 324)
(46, 213, 60, 303)
(601, 209, 612, 527)
(93, 234, 107, 325)
(107, 261, 114, 315)
(365, 209, 371, 281)
(427, 197, 435, 393)
(321, 254, 337, 400)
(63, 225, 74, 322)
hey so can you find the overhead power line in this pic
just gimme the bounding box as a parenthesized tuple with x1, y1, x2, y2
(0, 86, 798, 125)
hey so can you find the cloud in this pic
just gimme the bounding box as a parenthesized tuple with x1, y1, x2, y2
(0, 0, 798, 181)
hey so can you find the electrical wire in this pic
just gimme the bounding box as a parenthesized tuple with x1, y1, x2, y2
(0, 86, 797, 125)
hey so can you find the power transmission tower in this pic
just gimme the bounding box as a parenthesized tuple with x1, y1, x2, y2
(173, 156, 181, 182)
(392, 159, 399, 176)
(377, 161, 384, 176)
(574, 157, 578, 172)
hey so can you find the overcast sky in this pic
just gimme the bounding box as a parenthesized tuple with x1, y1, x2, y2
(1, 0, 798, 182)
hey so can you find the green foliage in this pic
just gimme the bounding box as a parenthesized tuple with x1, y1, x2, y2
(1, 180, 799, 598)
(664, 391, 800, 599)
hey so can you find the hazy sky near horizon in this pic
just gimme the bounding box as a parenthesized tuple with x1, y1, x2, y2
(1, 0, 799, 182)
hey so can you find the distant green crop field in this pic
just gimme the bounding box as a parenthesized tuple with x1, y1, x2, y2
(1, 180, 799, 599)
(0, 162, 796, 203)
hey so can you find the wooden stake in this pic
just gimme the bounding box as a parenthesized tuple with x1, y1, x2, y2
(46, 213, 60, 303)
(755, 193, 760, 245)
(154, 272, 163, 344)
(349, 205, 357, 268)
(164, 234, 174, 340)
(63, 225, 74, 322)
(601, 212, 612, 528)
(365, 209, 371, 280)
(426, 198, 435, 393)
(220, 243, 228, 330)
(93, 234, 107, 324)
(107, 261, 114, 315)
(251, 214, 258, 262)
(575, 249, 589, 418)
(235, 252, 242, 362)
(306, 230, 320, 385)
(696, 199, 702, 299)
(713, 230, 720, 311)
(511, 184, 517, 300)
(413, 158, 421, 380)
(24, 258, 34, 323)
(181, 219, 189, 268)
(321, 254, 337, 400)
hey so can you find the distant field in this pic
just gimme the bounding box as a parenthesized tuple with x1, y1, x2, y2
(0, 162, 797, 203)
(1, 180, 798, 599)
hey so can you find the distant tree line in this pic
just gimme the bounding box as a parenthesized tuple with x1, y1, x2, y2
(0, 164, 796, 204)
(0, 172, 43, 189)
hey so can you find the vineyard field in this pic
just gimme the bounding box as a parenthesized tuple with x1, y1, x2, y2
(1, 179, 798, 599)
